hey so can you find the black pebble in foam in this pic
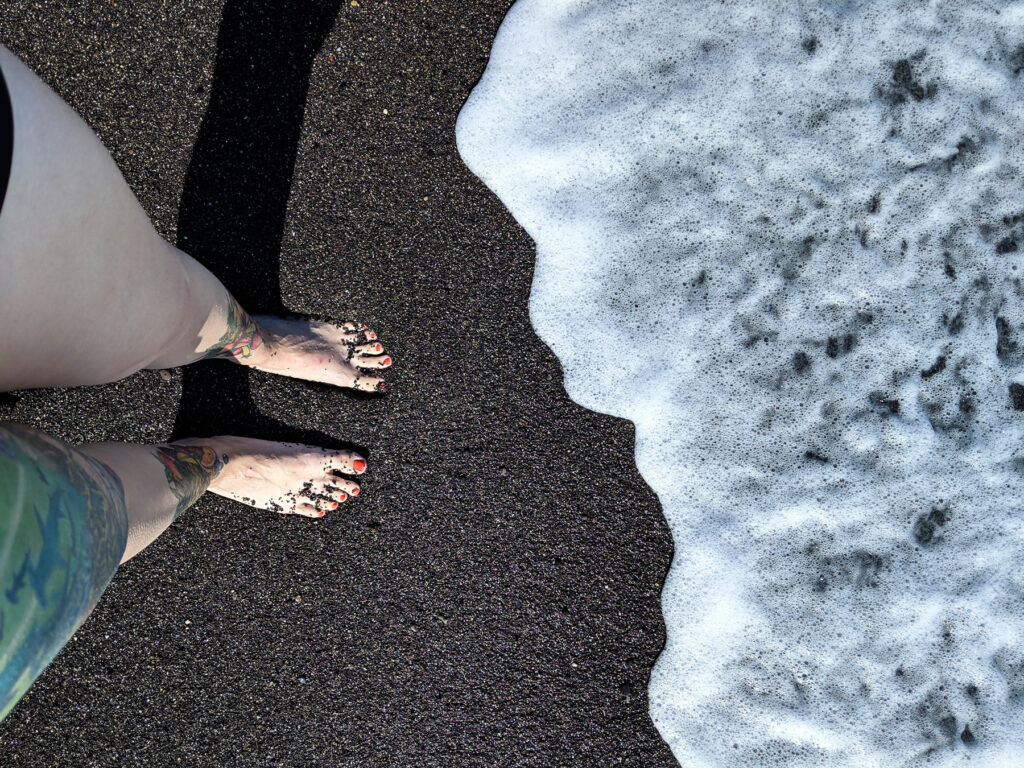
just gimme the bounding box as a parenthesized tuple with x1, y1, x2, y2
(996, 316, 1017, 360)
(792, 351, 811, 374)
(913, 506, 951, 546)
(1008, 43, 1024, 77)
(921, 355, 946, 379)
(868, 390, 900, 415)
(824, 334, 856, 358)
(996, 236, 1018, 254)
(880, 56, 938, 105)
(1009, 382, 1024, 411)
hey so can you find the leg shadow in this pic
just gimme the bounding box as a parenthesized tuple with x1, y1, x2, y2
(170, 0, 345, 446)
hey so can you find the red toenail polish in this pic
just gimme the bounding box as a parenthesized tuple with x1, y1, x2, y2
(338, 494, 347, 503)
(383, 357, 391, 365)
(318, 510, 325, 517)
(368, 332, 377, 339)
(332, 501, 340, 508)
(353, 459, 366, 472)
(351, 486, 360, 496)
(376, 381, 386, 393)
(375, 344, 382, 352)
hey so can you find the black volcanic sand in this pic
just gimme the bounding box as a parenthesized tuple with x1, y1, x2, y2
(0, 2, 675, 765)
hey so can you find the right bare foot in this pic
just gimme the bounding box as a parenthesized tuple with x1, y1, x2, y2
(175, 436, 366, 518)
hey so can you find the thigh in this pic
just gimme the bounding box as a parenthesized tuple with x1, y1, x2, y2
(0, 46, 191, 391)
(0, 422, 128, 723)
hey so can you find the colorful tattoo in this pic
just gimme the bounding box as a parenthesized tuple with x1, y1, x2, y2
(202, 296, 263, 360)
(153, 445, 227, 520)
(0, 423, 129, 724)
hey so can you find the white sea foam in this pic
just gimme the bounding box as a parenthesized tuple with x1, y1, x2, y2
(457, 0, 1024, 764)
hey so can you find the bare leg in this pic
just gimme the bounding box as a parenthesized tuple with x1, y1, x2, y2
(0, 43, 388, 722)
(0, 423, 128, 723)
(0, 44, 385, 538)
(0, 422, 364, 723)
(79, 435, 366, 565)
(0, 45, 392, 393)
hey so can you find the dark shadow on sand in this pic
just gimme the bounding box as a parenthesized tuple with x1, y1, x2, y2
(171, 0, 351, 447)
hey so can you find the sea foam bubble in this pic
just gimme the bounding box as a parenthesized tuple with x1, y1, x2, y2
(457, 0, 1024, 764)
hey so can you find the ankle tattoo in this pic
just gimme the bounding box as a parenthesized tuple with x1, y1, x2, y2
(154, 445, 228, 520)
(202, 296, 263, 360)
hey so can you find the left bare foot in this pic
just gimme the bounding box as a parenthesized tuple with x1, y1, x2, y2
(238, 316, 391, 392)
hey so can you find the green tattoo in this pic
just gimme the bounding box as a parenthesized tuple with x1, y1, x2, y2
(202, 296, 263, 360)
(0, 424, 129, 723)
(153, 445, 227, 520)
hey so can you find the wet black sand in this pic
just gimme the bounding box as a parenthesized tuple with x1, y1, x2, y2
(0, 2, 675, 765)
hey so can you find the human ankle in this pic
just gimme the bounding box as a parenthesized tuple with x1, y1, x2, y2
(200, 296, 265, 362)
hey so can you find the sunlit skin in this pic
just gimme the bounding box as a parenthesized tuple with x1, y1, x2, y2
(0, 41, 400, 723)
(0, 42, 393, 560)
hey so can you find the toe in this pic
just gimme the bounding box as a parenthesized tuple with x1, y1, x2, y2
(351, 375, 386, 394)
(352, 353, 392, 369)
(294, 502, 324, 518)
(322, 478, 359, 498)
(324, 450, 368, 476)
(335, 322, 378, 343)
(314, 481, 345, 503)
(354, 342, 385, 355)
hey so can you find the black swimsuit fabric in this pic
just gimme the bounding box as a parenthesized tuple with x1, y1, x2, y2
(0, 66, 12, 217)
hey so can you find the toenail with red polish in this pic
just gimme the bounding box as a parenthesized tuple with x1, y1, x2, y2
(376, 381, 386, 393)
(353, 459, 367, 472)
(383, 357, 391, 365)
(318, 510, 325, 517)
(368, 332, 377, 339)
(375, 343, 383, 352)
(338, 494, 347, 502)
(351, 486, 360, 496)
(331, 501, 339, 508)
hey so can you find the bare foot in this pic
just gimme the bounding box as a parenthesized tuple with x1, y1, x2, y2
(177, 436, 366, 518)
(239, 316, 392, 393)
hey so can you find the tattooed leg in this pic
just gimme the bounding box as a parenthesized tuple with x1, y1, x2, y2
(0, 47, 390, 392)
(141, 259, 393, 393)
(159, 270, 393, 393)
(0, 423, 366, 723)
(78, 434, 368, 564)
(175, 435, 367, 518)
(0, 422, 129, 724)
